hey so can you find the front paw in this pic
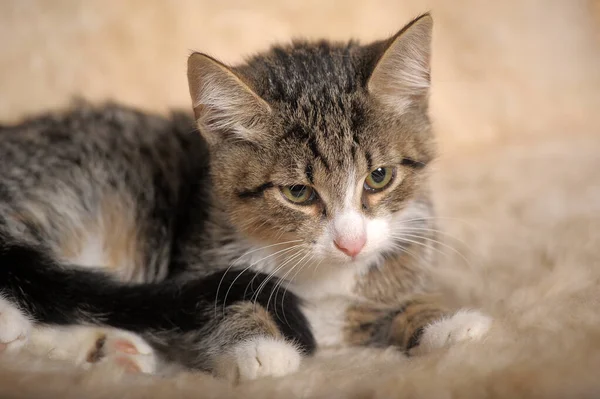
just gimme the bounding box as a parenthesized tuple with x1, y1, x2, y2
(214, 336, 301, 383)
(416, 309, 492, 353)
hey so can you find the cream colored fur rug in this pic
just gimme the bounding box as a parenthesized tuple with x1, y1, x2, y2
(1, 1, 600, 398)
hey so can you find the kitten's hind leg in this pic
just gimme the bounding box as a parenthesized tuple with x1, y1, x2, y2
(87, 329, 157, 373)
(0, 299, 158, 375)
(0, 297, 31, 353)
(28, 326, 158, 374)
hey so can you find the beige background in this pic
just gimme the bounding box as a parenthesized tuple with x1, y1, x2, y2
(2, 1, 600, 397)
(2, 0, 599, 150)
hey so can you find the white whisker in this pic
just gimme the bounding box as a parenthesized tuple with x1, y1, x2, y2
(249, 247, 307, 308)
(390, 233, 472, 268)
(396, 226, 475, 253)
(268, 251, 313, 314)
(217, 244, 304, 316)
(387, 242, 428, 265)
(397, 215, 483, 231)
(278, 253, 317, 323)
(231, 239, 303, 266)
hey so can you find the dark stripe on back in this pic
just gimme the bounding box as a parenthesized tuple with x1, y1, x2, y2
(237, 182, 274, 199)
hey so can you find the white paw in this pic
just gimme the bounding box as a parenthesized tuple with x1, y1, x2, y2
(215, 337, 301, 382)
(419, 309, 492, 352)
(88, 329, 157, 374)
(0, 297, 31, 353)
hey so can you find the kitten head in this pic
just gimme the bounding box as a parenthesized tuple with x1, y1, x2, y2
(187, 14, 434, 278)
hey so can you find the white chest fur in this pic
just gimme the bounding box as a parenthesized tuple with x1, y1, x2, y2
(292, 268, 359, 348)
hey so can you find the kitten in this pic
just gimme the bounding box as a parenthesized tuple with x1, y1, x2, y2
(0, 13, 491, 381)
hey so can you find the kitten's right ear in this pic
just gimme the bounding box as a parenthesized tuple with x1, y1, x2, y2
(187, 53, 271, 145)
(368, 14, 433, 113)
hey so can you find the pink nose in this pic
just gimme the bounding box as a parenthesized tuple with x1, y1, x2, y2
(334, 235, 366, 258)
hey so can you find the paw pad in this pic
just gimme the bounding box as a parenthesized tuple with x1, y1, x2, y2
(115, 356, 142, 373)
(86, 330, 157, 374)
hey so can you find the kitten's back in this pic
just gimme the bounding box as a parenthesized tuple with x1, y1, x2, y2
(0, 103, 203, 282)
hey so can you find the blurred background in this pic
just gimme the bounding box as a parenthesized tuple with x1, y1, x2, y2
(1, 0, 599, 151)
(2, 3, 600, 380)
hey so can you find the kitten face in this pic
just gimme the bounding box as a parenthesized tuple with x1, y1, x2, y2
(188, 15, 434, 278)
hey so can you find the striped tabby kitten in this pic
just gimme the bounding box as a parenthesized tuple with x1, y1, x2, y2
(0, 14, 491, 381)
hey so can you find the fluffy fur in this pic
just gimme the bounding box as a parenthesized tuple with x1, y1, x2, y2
(0, 0, 599, 398)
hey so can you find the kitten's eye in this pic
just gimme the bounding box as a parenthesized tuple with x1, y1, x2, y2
(364, 167, 395, 192)
(280, 185, 316, 205)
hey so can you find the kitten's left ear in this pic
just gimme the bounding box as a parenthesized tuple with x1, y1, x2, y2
(368, 14, 433, 112)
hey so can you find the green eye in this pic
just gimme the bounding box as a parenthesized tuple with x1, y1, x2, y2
(364, 167, 395, 192)
(280, 185, 316, 204)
